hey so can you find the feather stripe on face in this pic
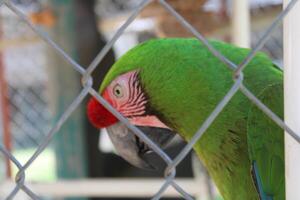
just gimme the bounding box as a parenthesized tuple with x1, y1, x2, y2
(87, 70, 172, 130)
(118, 71, 148, 118)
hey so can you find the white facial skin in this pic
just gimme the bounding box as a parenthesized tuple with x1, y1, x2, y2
(102, 70, 171, 130)
(103, 71, 134, 111)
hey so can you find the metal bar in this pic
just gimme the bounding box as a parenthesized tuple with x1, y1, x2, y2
(283, 0, 300, 199)
(231, 0, 250, 48)
(0, 179, 199, 198)
(0, 37, 41, 51)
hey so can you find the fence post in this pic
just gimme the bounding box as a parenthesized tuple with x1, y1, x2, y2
(46, 1, 87, 200)
(283, 0, 300, 199)
(0, 17, 11, 178)
(231, 0, 250, 48)
(192, 154, 214, 200)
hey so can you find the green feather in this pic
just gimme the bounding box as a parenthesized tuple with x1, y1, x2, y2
(248, 84, 284, 200)
(100, 38, 284, 200)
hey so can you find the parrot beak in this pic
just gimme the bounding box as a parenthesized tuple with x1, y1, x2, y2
(106, 122, 175, 170)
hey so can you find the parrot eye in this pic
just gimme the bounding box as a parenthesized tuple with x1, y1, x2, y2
(113, 84, 123, 98)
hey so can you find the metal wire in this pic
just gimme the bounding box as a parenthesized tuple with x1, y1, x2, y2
(1, 0, 300, 199)
(3, 0, 86, 75)
(82, 0, 152, 83)
(234, 0, 299, 76)
(159, 0, 238, 71)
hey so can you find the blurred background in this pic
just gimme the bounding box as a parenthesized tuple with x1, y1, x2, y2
(0, 0, 283, 199)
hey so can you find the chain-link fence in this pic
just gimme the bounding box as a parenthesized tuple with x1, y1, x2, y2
(0, 0, 300, 199)
(0, 2, 55, 186)
(0, 5, 52, 150)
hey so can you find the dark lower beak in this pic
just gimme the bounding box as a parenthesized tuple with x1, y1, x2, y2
(106, 122, 176, 170)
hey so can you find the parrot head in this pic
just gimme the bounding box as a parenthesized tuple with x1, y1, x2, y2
(87, 70, 176, 170)
(86, 38, 229, 170)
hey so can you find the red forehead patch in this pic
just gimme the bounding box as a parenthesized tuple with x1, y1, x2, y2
(87, 97, 118, 129)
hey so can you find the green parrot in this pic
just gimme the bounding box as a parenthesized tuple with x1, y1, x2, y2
(87, 38, 284, 200)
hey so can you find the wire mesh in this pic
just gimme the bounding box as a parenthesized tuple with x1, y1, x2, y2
(0, 0, 300, 199)
(0, 7, 52, 150)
